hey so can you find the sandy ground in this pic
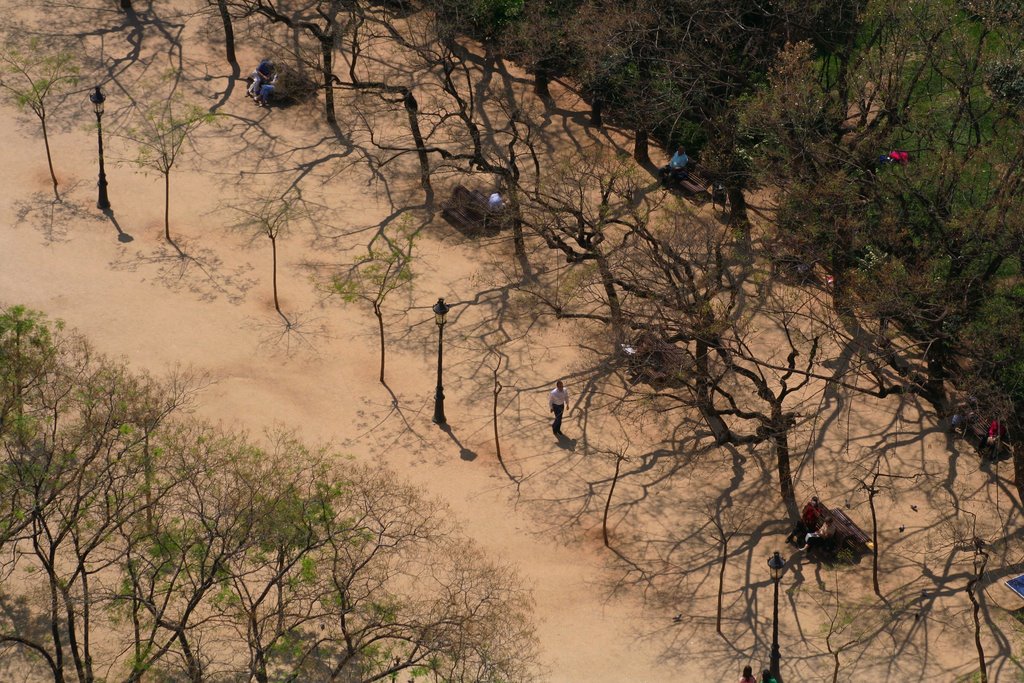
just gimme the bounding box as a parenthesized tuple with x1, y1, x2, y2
(3, 1, 1024, 681)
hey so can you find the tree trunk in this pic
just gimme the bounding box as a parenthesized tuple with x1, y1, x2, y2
(403, 91, 431, 198)
(716, 535, 728, 634)
(44, 563, 66, 683)
(270, 235, 281, 316)
(590, 96, 604, 127)
(772, 426, 798, 520)
(603, 456, 623, 548)
(694, 338, 730, 443)
(215, 0, 237, 67)
(374, 302, 385, 384)
(492, 365, 502, 464)
(163, 172, 171, 243)
(511, 217, 532, 281)
(595, 254, 623, 343)
(868, 486, 881, 598)
(321, 38, 337, 127)
(923, 338, 948, 405)
(967, 548, 989, 683)
(179, 632, 203, 683)
(633, 128, 649, 165)
(1015, 448, 1024, 507)
(533, 66, 550, 99)
(41, 117, 59, 201)
(726, 184, 749, 236)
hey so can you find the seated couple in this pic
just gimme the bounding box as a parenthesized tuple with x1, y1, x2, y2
(786, 496, 835, 552)
(248, 59, 278, 107)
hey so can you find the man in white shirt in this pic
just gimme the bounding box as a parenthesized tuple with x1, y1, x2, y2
(549, 380, 568, 436)
(488, 192, 505, 212)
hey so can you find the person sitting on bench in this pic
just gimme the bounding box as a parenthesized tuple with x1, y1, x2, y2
(799, 520, 835, 552)
(980, 418, 1007, 458)
(787, 496, 826, 545)
(488, 191, 505, 212)
(659, 146, 689, 183)
(248, 59, 275, 101)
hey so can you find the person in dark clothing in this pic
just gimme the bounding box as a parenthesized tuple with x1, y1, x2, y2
(787, 496, 825, 545)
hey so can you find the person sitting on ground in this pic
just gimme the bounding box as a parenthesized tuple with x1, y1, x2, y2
(739, 665, 756, 683)
(659, 146, 690, 183)
(248, 59, 275, 101)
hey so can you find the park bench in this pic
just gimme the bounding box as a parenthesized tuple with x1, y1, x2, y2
(664, 164, 711, 196)
(771, 252, 822, 285)
(950, 409, 1011, 459)
(828, 508, 873, 554)
(441, 185, 493, 234)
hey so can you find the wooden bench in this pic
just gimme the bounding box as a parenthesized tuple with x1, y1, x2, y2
(828, 508, 873, 553)
(441, 185, 491, 233)
(771, 253, 822, 285)
(951, 411, 1010, 459)
(663, 164, 711, 195)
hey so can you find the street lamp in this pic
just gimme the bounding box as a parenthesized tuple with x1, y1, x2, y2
(89, 86, 110, 211)
(768, 551, 786, 680)
(431, 297, 451, 425)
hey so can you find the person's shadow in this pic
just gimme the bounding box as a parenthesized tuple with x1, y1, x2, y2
(555, 432, 577, 451)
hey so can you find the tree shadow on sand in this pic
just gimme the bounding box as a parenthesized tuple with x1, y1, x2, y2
(247, 307, 330, 355)
(108, 236, 257, 303)
(12, 185, 106, 244)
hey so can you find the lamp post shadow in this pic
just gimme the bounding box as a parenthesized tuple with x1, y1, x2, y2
(438, 423, 477, 461)
(104, 209, 134, 243)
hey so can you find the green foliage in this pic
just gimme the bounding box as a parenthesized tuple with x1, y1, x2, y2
(0, 37, 78, 117)
(122, 99, 216, 175)
(329, 221, 416, 308)
(430, 0, 524, 41)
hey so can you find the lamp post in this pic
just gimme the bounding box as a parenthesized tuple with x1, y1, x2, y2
(431, 298, 451, 425)
(89, 86, 110, 211)
(768, 551, 786, 680)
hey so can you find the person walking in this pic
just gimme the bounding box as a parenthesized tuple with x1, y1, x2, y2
(761, 669, 778, 683)
(739, 665, 756, 683)
(549, 380, 569, 436)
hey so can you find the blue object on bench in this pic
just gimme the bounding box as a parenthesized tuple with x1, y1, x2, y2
(1006, 574, 1024, 599)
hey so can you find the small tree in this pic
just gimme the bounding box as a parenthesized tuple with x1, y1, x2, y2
(0, 38, 78, 201)
(232, 186, 306, 326)
(329, 226, 414, 386)
(120, 98, 214, 246)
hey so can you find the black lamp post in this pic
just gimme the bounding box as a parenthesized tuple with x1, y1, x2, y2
(768, 551, 786, 680)
(431, 298, 451, 425)
(89, 86, 110, 211)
